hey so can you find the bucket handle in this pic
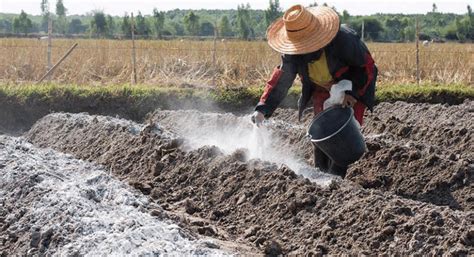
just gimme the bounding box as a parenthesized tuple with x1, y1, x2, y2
(308, 107, 354, 143)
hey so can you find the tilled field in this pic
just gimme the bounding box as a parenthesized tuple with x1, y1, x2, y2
(1, 100, 473, 255)
(0, 136, 250, 255)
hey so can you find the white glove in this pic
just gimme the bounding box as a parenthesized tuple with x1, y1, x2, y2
(251, 111, 265, 127)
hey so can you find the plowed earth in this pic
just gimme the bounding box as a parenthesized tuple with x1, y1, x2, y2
(18, 100, 473, 255)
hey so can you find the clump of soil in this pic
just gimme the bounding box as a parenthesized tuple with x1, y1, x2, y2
(25, 112, 473, 255)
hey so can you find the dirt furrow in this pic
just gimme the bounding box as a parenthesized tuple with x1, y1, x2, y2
(25, 112, 473, 255)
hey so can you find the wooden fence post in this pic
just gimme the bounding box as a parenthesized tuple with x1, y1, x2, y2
(212, 21, 218, 87)
(38, 43, 78, 83)
(47, 15, 52, 81)
(131, 12, 137, 84)
(415, 17, 420, 85)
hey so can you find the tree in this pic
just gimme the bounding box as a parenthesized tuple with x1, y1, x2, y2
(308, 2, 318, 7)
(200, 21, 215, 36)
(184, 11, 200, 36)
(170, 21, 185, 36)
(449, 5, 474, 41)
(135, 11, 149, 36)
(455, 17, 469, 41)
(385, 17, 403, 41)
(6, 5, 467, 43)
(106, 15, 115, 37)
(443, 21, 458, 40)
(56, 0, 67, 16)
(90, 10, 107, 37)
(121, 13, 131, 38)
(466, 5, 474, 40)
(12, 19, 20, 34)
(68, 18, 85, 34)
(55, 0, 68, 34)
(342, 10, 350, 24)
(402, 19, 415, 41)
(361, 17, 384, 40)
(13, 10, 33, 35)
(152, 8, 165, 38)
(236, 3, 254, 40)
(40, 0, 50, 32)
(432, 3, 438, 13)
(397, 17, 410, 41)
(219, 15, 233, 37)
(55, 16, 68, 34)
(0, 20, 12, 33)
(40, 0, 49, 14)
(265, 0, 282, 27)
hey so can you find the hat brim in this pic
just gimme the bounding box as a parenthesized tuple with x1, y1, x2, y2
(267, 6, 340, 55)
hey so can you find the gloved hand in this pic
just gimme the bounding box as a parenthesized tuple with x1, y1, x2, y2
(342, 94, 358, 108)
(323, 80, 353, 110)
(251, 111, 265, 127)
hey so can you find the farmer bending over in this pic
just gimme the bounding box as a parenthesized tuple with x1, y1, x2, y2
(251, 4, 377, 178)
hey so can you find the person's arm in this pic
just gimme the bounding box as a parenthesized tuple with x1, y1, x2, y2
(334, 26, 376, 100)
(255, 55, 298, 118)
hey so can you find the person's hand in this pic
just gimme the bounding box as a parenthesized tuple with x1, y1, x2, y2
(251, 111, 265, 127)
(342, 94, 357, 108)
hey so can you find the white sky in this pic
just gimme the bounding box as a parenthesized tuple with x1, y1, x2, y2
(0, 0, 471, 16)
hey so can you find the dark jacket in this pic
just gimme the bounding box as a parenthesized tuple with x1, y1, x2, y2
(255, 25, 378, 119)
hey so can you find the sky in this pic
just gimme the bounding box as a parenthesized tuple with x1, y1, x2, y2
(0, 0, 471, 16)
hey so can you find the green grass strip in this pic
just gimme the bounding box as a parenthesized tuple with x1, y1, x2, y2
(1, 83, 472, 108)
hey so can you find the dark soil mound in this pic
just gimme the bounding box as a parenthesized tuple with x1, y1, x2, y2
(25, 113, 473, 255)
(351, 100, 473, 211)
(270, 101, 473, 211)
(362, 100, 473, 155)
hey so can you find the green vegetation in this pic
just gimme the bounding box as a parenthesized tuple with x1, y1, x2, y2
(1, 83, 472, 110)
(265, 0, 282, 28)
(375, 83, 474, 103)
(183, 11, 200, 36)
(152, 8, 165, 38)
(1, 1, 473, 41)
(12, 10, 32, 35)
(0, 83, 471, 132)
(90, 11, 107, 37)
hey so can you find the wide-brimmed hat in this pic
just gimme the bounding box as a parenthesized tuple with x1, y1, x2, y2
(267, 5, 340, 55)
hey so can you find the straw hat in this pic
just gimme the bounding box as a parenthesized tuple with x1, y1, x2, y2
(267, 5, 340, 55)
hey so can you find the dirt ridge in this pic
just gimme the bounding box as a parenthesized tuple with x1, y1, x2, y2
(25, 112, 473, 255)
(270, 100, 474, 211)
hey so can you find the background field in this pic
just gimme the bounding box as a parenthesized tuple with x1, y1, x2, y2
(1, 38, 472, 87)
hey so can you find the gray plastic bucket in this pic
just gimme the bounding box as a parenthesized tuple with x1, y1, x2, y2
(308, 105, 366, 166)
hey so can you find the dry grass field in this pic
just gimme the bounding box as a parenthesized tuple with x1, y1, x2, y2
(0, 38, 472, 86)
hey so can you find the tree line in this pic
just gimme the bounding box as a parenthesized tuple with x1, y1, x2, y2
(1, 0, 473, 42)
